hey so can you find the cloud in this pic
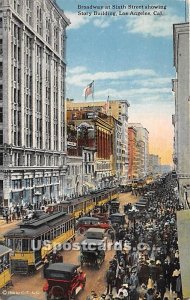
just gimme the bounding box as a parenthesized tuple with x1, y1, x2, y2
(67, 66, 88, 74)
(65, 11, 90, 29)
(93, 18, 111, 28)
(132, 77, 172, 88)
(66, 67, 158, 86)
(94, 87, 172, 101)
(126, 14, 183, 37)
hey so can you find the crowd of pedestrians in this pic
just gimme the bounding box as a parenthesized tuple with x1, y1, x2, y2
(87, 175, 183, 300)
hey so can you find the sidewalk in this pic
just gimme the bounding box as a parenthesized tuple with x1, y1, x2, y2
(0, 219, 21, 225)
(0, 219, 21, 232)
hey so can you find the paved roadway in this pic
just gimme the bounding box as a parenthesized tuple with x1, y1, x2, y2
(0, 192, 138, 300)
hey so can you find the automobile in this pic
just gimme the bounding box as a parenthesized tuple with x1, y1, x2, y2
(80, 239, 105, 269)
(76, 217, 111, 234)
(109, 213, 126, 226)
(85, 228, 106, 240)
(109, 200, 120, 214)
(43, 263, 86, 300)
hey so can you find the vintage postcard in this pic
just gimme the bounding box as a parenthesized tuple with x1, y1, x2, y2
(0, 0, 189, 299)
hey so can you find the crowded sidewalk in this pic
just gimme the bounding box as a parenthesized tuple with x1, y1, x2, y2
(86, 175, 183, 300)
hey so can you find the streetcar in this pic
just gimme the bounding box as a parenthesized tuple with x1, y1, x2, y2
(0, 245, 12, 289)
(4, 212, 75, 274)
(57, 187, 119, 218)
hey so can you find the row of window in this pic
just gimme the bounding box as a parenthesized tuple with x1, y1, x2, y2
(7, 219, 74, 251)
(12, 176, 59, 190)
(12, 1, 65, 56)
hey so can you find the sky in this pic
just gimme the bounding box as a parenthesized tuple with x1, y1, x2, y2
(57, 0, 188, 165)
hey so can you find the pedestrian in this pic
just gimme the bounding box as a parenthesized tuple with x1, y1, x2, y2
(109, 230, 115, 243)
(157, 274, 166, 299)
(106, 267, 115, 295)
(176, 274, 182, 298)
(55, 252, 63, 263)
(5, 210, 9, 224)
(43, 255, 49, 278)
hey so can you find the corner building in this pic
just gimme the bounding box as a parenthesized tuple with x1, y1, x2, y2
(0, 0, 70, 207)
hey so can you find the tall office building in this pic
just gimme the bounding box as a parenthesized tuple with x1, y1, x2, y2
(0, 0, 70, 207)
(172, 22, 190, 206)
(129, 123, 149, 179)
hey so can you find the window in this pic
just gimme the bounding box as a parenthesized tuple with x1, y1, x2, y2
(0, 153, 3, 165)
(0, 39, 2, 54)
(0, 107, 2, 122)
(0, 130, 3, 144)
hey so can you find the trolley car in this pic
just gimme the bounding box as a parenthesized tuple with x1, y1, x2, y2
(4, 212, 75, 275)
(0, 245, 12, 289)
(58, 187, 119, 218)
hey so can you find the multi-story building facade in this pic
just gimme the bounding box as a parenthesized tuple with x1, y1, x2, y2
(107, 116, 123, 185)
(172, 22, 190, 206)
(65, 156, 83, 199)
(149, 154, 161, 176)
(128, 126, 137, 179)
(67, 109, 114, 190)
(67, 99, 130, 185)
(129, 123, 149, 179)
(0, 0, 70, 207)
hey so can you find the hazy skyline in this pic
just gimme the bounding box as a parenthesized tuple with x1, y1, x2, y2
(57, 0, 188, 165)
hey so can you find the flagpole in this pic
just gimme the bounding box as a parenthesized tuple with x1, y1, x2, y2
(92, 80, 95, 102)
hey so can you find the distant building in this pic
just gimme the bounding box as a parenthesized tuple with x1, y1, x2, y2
(172, 22, 190, 206)
(0, 0, 70, 207)
(128, 126, 137, 179)
(149, 154, 161, 176)
(129, 123, 149, 179)
(160, 165, 172, 174)
(67, 99, 130, 185)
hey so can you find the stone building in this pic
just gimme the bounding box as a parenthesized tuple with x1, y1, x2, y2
(172, 22, 190, 206)
(129, 123, 149, 179)
(0, 0, 70, 207)
(128, 126, 137, 179)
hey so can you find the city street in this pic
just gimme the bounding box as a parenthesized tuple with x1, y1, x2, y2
(0, 192, 138, 300)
